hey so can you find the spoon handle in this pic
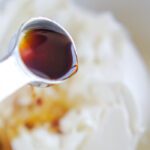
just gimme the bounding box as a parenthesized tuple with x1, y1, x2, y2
(0, 56, 30, 102)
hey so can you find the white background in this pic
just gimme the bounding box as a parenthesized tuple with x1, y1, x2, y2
(77, 0, 150, 70)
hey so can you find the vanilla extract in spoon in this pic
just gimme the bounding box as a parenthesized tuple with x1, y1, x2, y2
(19, 28, 78, 80)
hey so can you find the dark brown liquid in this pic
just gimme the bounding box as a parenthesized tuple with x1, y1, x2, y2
(19, 29, 78, 80)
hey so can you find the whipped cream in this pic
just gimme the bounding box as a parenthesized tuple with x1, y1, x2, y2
(0, 0, 149, 150)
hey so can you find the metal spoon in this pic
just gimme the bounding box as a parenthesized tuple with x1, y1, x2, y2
(0, 17, 77, 102)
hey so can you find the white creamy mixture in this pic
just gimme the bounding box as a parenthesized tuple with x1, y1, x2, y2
(0, 0, 150, 150)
